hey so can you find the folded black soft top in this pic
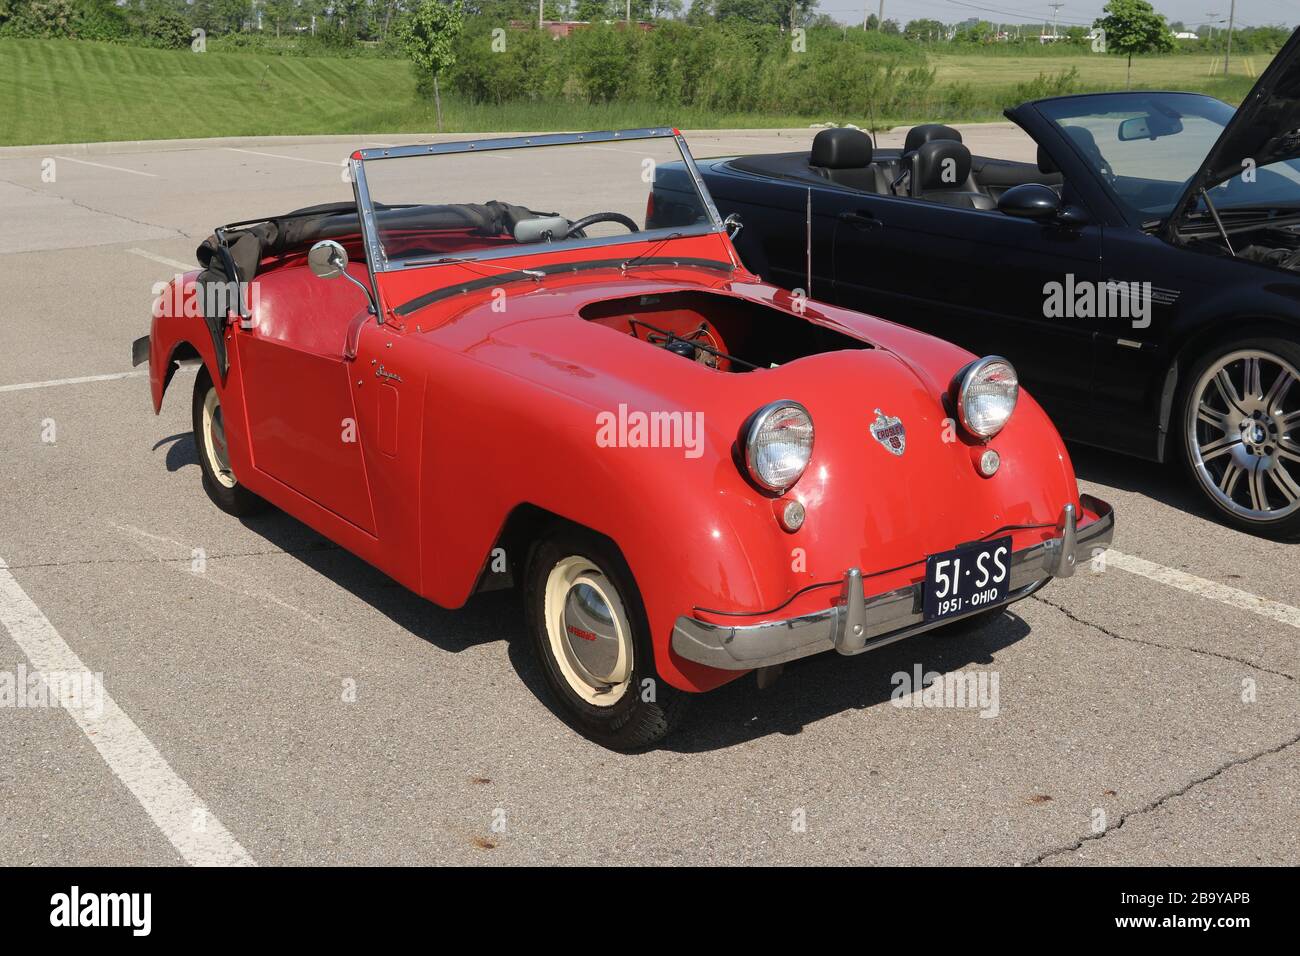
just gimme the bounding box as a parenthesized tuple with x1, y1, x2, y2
(192, 200, 542, 375)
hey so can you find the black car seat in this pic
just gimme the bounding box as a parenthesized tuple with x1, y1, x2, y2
(1061, 125, 1116, 180)
(1037, 144, 1058, 174)
(904, 123, 963, 153)
(808, 128, 893, 193)
(895, 124, 981, 195)
(909, 141, 996, 209)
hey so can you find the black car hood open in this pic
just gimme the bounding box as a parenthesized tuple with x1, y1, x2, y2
(1166, 26, 1300, 231)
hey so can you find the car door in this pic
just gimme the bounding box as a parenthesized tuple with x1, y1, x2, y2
(235, 267, 379, 535)
(829, 188, 1103, 432)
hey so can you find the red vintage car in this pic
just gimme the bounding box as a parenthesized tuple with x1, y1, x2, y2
(133, 129, 1113, 749)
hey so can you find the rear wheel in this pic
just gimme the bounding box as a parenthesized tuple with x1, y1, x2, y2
(524, 528, 687, 750)
(192, 366, 265, 516)
(1177, 338, 1300, 541)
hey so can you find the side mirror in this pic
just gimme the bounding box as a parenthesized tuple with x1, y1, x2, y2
(998, 183, 1062, 221)
(307, 239, 378, 317)
(308, 239, 348, 279)
(723, 212, 744, 240)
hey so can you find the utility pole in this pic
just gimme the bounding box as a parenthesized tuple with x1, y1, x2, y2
(1223, 0, 1236, 75)
(627, 0, 631, 23)
(1206, 11, 1218, 46)
(878, 0, 884, 30)
(539, 0, 544, 29)
(1048, 2, 1063, 40)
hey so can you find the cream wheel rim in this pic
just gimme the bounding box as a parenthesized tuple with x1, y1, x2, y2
(543, 556, 633, 707)
(201, 387, 237, 489)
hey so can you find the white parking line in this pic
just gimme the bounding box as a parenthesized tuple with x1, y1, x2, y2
(224, 147, 341, 168)
(0, 557, 256, 866)
(0, 371, 146, 393)
(128, 247, 192, 272)
(1107, 549, 1300, 629)
(52, 155, 158, 178)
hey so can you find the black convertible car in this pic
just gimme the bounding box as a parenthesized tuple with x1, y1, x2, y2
(687, 28, 1300, 539)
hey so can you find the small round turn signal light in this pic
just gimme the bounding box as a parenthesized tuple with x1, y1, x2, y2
(776, 498, 806, 532)
(978, 448, 1001, 478)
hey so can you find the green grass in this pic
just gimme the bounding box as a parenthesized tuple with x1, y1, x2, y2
(0, 37, 1275, 146)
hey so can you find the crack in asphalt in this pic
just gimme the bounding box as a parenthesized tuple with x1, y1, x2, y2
(1022, 592, 1300, 864)
(1032, 593, 1298, 683)
(2, 544, 343, 570)
(0, 174, 189, 241)
(1025, 729, 1300, 866)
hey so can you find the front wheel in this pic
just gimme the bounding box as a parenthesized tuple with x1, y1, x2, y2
(524, 528, 686, 750)
(192, 366, 266, 517)
(1177, 338, 1300, 541)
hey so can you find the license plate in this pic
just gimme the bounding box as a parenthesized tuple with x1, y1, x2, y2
(923, 536, 1013, 623)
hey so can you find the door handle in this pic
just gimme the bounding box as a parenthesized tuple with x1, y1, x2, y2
(837, 211, 880, 231)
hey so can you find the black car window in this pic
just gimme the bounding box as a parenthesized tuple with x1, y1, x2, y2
(1039, 92, 1300, 221)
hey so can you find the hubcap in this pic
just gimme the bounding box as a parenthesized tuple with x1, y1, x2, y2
(1188, 350, 1300, 522)
(202, 387, 237, 489)
(543, 556, 633, 706)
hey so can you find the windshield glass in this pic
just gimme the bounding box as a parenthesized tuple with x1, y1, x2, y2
(354, 131, 718, 271)
(1039, 92, 1300, 221)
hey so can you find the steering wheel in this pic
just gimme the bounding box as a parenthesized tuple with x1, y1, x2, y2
(567, 212, 640, 238)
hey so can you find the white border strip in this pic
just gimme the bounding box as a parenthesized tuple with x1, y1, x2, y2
(1107, 549, 1300, 629)
(0, 371, 146, 393)
(0, 558, 255, 866)
(224, 147, 341, 168)
(53, 155, 158, 178)
(128, 247, 192, 272)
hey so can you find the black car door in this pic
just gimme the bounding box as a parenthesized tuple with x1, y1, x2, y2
(828, 189, 1103, 436)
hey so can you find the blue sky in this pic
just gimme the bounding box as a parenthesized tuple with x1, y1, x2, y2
(812, 0, 1298, 30)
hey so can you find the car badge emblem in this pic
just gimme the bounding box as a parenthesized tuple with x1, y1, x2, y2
(870, 408, 906, 456)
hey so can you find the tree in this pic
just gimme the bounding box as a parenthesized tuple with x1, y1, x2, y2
(261, 0, 295, 36)
(1093, 0, 1174, 89)
(397, 0, 465, 131)
(903, 18, 944, 42)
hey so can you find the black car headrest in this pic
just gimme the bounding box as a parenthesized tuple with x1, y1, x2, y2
(1037, 144, 1058, 174)
(914, 140, 972, 190)
(1063, 125, 1102, 159)
(904, 124, 963, 153)
(811, 128, 873, 169)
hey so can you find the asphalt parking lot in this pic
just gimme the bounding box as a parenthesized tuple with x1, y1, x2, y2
(0, 125, 1297, 866)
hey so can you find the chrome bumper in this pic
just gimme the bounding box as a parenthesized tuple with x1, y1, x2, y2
(671, 494, 1114, 671)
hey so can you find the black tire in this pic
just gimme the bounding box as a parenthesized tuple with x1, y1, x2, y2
(524, 527, 688, 751)
(1175, 336, 1300, 541)
(192, 366, 266, 517)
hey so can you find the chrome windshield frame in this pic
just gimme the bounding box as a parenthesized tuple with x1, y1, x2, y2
(350, 128, 727, 276)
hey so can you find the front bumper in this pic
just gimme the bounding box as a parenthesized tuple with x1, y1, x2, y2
(672, 494, 1114, 671)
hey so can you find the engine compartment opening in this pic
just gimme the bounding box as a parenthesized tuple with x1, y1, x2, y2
(1192, 225, 1300, 273)
(579, 290, 872, 373)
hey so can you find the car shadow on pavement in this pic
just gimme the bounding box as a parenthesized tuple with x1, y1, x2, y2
(235, 507, 524, 656)
(154, 432, 199, 472)
(1066, 441, 1216, 523)
(658, 613, 1030, 753)
(234, 501, 1031, 753)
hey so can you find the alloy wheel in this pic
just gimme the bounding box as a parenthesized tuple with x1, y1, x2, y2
(1187, 349, 1300, 522)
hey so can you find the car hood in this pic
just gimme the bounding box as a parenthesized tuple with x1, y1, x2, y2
(1167, 25, 1300, 228)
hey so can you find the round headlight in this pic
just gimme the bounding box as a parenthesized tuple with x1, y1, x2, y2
(957, 357, 1019, 439)
(745, 401, 814, 493)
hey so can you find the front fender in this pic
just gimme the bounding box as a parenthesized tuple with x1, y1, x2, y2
(144, 271, 216, 413)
